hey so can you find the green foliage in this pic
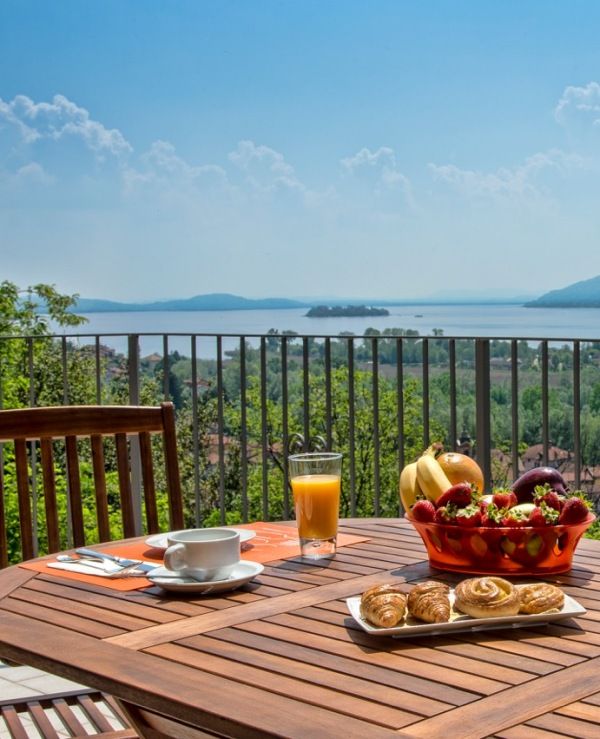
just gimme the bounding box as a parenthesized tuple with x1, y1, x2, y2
(5, 288, 600, 563)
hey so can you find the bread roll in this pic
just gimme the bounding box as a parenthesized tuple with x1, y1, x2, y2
(518, 583, 564, 614)
(407, 581, 451, 623)
(454, 577, 520, 619)
(360, 584, 407, 628)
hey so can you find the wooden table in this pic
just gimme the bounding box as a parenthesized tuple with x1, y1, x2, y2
(2, 518, 600, 739)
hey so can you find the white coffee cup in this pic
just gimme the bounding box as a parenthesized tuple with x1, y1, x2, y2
(163, 528, 241, 581)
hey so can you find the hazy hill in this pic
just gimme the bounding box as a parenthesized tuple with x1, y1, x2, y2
(74, 293, 308, 312)
(72, 292, 537, 313)
(525, 276, 600, 308)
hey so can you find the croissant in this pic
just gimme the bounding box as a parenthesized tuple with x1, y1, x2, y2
(454, 577, 520, 619)
(518, 583, 564, 614)
(407, 581, 451, 623)
(360, 584, 407, 628)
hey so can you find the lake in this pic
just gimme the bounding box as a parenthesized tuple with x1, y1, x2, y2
(55, 303, 600, 357)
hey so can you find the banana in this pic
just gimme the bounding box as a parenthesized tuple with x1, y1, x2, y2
(416, 447, 452, 503)
(399, 461, 422, 512)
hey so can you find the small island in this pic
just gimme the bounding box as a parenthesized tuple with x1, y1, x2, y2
(306, 305, 390, 318)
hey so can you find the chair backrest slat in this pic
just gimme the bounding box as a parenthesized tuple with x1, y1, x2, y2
(139, 431, 159, 533)
(14, 439, 35, 561)
(0, 403, 183, 565)
(91, 434, 110, 542)
(115, 432, 136, 537)
(40, 437, 60, 553)
(0, 445, 8, 569)
(53, 696, 88, 735)
(0, 704, 30, 739)
(26, 700, 58, 737)
(162, 403, 184, 530)
(65, 435, 85, 547)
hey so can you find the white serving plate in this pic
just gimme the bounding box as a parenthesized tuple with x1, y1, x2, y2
(145, 528, 256, 551)
(147, 560, 264, 594)
(346, 589, 586, 638)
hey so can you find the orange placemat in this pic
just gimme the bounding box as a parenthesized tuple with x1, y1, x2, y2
(19, 522, 370, 590)
(19, 560, 155, 590)
(233, 522, 370, 563)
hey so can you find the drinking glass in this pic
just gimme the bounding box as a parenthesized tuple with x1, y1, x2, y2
(288, 452, 342, 559)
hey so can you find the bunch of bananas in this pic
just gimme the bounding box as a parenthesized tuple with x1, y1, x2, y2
(400, 446, 453, 510)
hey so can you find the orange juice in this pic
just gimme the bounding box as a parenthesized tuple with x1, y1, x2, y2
(291, 474, 340, 539)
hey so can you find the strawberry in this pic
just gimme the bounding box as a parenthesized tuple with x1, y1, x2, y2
(480, 502, 504, 527)
(410, 499, 436, 522)
(533, 484, 564, 512)
(434, 503, 458, 525)
(528, 502, 559, 527)
(456, 503, 482, 528)
(558, 496, 590, 525)
(435, 483, 476, 510)
(491, 489, 518, 509)
(501, 508, 529, 527)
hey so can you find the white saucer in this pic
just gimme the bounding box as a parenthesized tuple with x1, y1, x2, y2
(147, 560, 264, 593)
(145, 528, 256, 551)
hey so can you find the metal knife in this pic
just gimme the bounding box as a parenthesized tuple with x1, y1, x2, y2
(74, 547, 158, 573)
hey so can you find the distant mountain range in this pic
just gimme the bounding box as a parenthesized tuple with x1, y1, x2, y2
(525, 276, 600, 308)
(73, 294, 307, 312)
(72, 292, 535, 313)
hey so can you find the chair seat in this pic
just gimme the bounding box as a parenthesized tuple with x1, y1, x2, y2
(0, 688, 138, 738)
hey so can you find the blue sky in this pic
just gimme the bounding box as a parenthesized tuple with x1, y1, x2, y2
(1, 0, 600, 301)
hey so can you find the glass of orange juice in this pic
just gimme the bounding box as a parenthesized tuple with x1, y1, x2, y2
(289, 452, 342, 559)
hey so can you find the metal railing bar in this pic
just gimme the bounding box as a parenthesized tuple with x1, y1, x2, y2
(511, 339, 519, 483)
(191, 336, 200, 527)
(163, 335, 170, 401)
(127, 335, 142, 534)
(573, 340, 581, 489)
(541, 340, 549, 466)
(347, 337, 356, 517)
(281, 336, 289, 520)
(302, 337, 310, 449)
(475, 339, 492, 489)
(240, 338, 249, 521)
(260, 337, 269, 520)
(216, 336, 226, 525)
(61, 336, 69, 405)
(422, 338, 430, 448)
(396, 338, 405, 516)
(449, 339, 457, 451)
(27, 338, 38, 553)
(325, 337, 332, 450)
(94, 336, 102, 404)
(372, 337, 380, 516)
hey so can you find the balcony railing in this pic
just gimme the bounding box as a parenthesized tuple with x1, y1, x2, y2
(1, 329, 598, 557)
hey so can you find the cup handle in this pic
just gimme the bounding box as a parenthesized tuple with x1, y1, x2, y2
(164, 543, 186, 572)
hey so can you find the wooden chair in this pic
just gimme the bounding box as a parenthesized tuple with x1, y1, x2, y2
(0, 688, 138, 738)
(0, 402, 184, 567)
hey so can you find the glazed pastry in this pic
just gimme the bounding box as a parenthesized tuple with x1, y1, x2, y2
(360, 584, 407, 628)
(518, 583, 564, 614)
(407, 581, 451, 623)
(454, 577, 520, 619)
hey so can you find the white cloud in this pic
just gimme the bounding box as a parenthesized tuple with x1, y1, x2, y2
(228, 140, 304, 192)
(340, 146, 413, 205)
(0, 94, 132, 156)
(341, 146, 397, 173)
(0, 162, 54, 190)
(124, 140, 229, 193)
(15, 162, 54, 184)
(429, 149, 584, 199)
(555, 82, 600, 127)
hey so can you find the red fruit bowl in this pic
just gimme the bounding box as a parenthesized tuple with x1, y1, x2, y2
(406, 513, 596, 575)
